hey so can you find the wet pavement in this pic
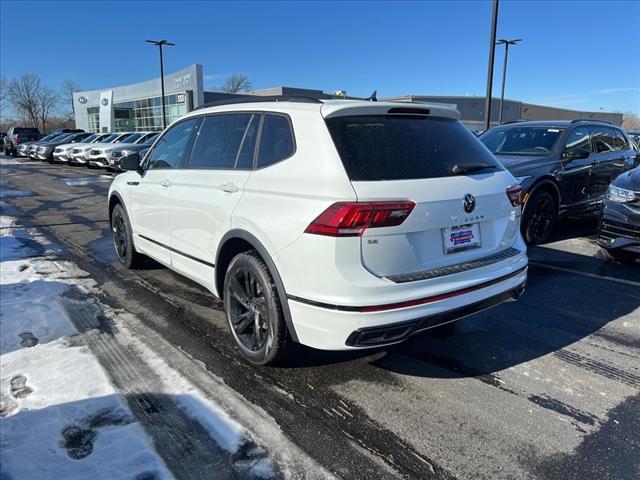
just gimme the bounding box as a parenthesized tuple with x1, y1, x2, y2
(1, 156, 638, 480)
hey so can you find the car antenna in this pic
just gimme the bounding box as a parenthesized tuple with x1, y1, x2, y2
(366, 90, 378, 102)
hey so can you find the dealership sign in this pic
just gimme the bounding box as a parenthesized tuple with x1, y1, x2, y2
(177, 93, 186, 104)
(78, 96, 88, 104)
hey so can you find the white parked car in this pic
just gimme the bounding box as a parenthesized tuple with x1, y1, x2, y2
(108, 98, 528, 365)
(69, 133, 126, 165)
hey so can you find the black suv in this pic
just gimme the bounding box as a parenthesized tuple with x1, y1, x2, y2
(480, 120, 636, 243)
(4, 126, 42, 156)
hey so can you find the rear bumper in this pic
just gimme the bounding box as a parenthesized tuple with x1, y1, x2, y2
(288, 264, 527, 350)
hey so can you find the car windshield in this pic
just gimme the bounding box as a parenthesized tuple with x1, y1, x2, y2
(121, 133, 144, 143)
(99, 134, 119, 143)
(54, 134, 73, 143)
(480, 126, 564, 156)
(142, 133, 159, 144)
(325, 115, 502, 181)
(81, 134, 99, 143)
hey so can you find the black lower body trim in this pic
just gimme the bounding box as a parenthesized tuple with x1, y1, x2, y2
(138, 234, 215, 268)
(346, 282, 526, 347)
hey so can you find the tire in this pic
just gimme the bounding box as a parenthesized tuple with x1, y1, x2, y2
(224, 251, 289, 365)
(522, 189, 557, 244)
(601, 247, 639, 265)
(110, 203, 144, 269)
(10, 147, 16, 157)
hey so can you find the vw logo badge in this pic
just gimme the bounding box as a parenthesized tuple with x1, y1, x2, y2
(463, 193, 476, 213)
(78, 96, 88, 104)
(101, 98, 109, 106)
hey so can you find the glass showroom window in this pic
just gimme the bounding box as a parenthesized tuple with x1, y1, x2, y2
(87, 107, 100, 133)
(113, 93, 188, 132)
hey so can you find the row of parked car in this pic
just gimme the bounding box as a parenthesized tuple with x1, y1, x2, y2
(5, 127, 158, 171)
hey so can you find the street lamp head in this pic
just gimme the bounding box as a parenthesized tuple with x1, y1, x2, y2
(145, 39, 175, 47)
(497, 38, 522, 46)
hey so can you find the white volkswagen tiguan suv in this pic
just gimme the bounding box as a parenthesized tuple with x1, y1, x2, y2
(108, 97, 528, 365)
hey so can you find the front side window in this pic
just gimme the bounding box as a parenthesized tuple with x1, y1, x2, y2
(480, 126, 563, 156)
(188, 114, 252, 169)
(564, 127, 591, 157)
(591, 126, 616, 153)
(120, 132, 144, 144)
(257, 114, 295, 168)
(146, 118, 199, 170)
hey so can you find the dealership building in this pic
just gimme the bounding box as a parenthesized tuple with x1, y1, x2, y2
(73, 63, 623, 133)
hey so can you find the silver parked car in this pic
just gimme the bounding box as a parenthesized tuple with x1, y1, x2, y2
(53, 133, 112, 163)
(87, 132, 157, 168)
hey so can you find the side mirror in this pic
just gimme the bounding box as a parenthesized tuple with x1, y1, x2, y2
(565, 149, 589, 161)
(120, 153, 142, 172)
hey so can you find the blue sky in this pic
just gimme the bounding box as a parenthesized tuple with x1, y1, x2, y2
(1, 0, 639, 115)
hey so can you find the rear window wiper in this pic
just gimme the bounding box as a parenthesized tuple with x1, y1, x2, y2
(450, 163, 497, 175)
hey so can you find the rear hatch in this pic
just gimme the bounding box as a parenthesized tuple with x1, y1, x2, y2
(323, 106, 520, 278)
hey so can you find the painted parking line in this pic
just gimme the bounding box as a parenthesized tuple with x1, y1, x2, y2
(529, 260, 640, 288)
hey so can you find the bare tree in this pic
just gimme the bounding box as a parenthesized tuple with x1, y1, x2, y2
(5, 73, 42, 127)
(36, 85, 59, 133)
(218, 74, 251, 94)
(0, 77, 8, 118)
(622, 112, 640, 130)
(61, 79, 80, 121)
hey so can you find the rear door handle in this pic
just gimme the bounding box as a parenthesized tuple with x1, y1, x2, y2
(219, 182, 239, 193)
(160, 179, 171, 187)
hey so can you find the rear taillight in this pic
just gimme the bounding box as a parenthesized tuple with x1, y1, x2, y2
(14, 135, 20, 144)
(506, 185, 522, 207)
(305, 201, 416, 237)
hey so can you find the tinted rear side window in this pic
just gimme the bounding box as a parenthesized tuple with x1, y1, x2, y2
(14, 128, 39, 135)
(326, 116, 501, 181)
(591, 126, 616, 153)
(189, 114, 252, 169)
(257, 114, 295, 168)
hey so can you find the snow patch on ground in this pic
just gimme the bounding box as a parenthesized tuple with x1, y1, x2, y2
(0, 216, 173, 480)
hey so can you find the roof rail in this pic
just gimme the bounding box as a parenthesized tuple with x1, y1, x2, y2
(194, 95, 323, 111)
(501, 120, 524, 124)
(571, 118, 611, 125)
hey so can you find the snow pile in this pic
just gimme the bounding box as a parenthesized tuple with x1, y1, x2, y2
(0, 216, 173, 480)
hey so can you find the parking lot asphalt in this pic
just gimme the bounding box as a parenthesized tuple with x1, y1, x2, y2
(1, 156, 639, 480)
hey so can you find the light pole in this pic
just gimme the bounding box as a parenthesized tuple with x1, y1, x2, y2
(496, 38, 522, 124)
(145, 39, 175, 130)
(484, 0, 500, 131)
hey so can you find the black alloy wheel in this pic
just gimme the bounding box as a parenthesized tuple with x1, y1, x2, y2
(110, 204, 143, 268)
(224, 251, 288, 365)
(523, 190, 557, 244)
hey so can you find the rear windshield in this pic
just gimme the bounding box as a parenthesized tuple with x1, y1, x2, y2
(480, 126, 563, 156)
(325, 116, 501, 181)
